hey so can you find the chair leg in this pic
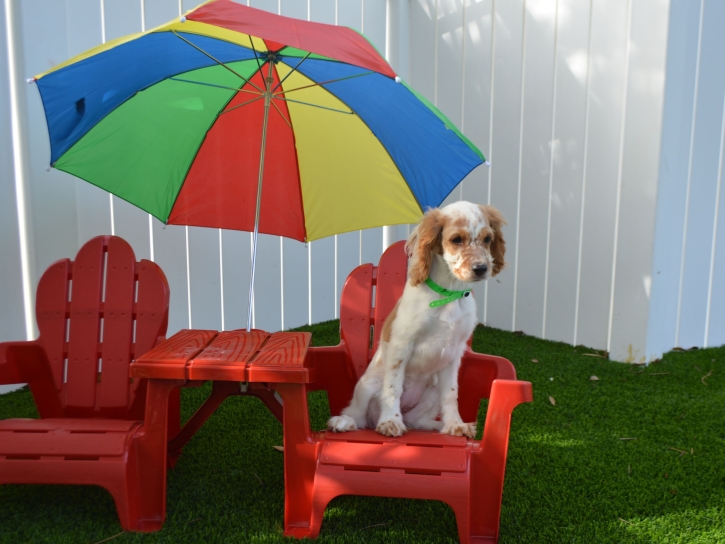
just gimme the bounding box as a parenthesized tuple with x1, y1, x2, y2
(124, 378, 185, 531)
(273, 383, 319, 538)
(451, 500, 472, 544)
(308, 484, 336, 538)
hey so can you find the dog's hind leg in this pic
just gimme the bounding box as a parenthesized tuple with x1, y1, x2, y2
(403, 384, 443, 431)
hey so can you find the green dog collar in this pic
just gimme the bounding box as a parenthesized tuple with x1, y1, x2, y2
(424, 278, 471, 308)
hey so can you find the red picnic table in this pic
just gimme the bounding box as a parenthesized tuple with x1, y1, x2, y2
(129, 328, 318, 534)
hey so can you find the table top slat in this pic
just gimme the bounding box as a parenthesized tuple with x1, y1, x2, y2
(131, 329, 217, 379)
(187, 330, 269, 381)
(247, 332, 312, 383)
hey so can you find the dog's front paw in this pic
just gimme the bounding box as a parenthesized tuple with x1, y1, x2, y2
(327, 415, 357, 433)
(376, 418, 407, 437)
(441, 421, 476, 438)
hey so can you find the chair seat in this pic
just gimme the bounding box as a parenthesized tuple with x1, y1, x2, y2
(0, 418, 142, 458)
(320, 430, 469, 473)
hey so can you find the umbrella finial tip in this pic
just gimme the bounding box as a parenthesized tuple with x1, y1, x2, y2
(485, 160, 491, 167)
(26, 77, 35, 84)
(394, 76, 401, 83)
(179, 15, 187, 22)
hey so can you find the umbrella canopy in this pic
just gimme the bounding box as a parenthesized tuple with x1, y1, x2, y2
(33, 0, 485, 243)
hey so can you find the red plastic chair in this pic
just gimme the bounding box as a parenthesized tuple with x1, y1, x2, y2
(0, 235, 179, 532)
(289, 240, 533, 543)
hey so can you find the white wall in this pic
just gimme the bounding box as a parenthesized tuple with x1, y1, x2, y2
(408, 0, 670, 362)
(4, 0, 721, 370)
(648, 0, 725, 360)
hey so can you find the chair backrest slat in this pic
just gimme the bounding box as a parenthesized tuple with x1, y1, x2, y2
(98, 237, 137, 412)
(372, 241, 407, 353)
(339, 263, 375, 382)
(64, 237, 105, 412)
(35, 259, 72, 392)
(340, 241, 408, 381)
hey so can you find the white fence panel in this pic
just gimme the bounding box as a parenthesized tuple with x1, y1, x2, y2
(4, 0, 724, 368)
(575, 0, 629, 353)
(543, 0, 590, 345)
(460, 0, 493, 326)
(0, 0, 26, 394)
(648, 0, 725, 358)
(513, 0, 557, 338)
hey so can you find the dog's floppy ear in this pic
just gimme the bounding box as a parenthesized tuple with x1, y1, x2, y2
(406, 208, 444, 286)
(482, 205, 507, 276)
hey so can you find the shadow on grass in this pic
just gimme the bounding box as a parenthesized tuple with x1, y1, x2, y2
(1, 321, 724, 543)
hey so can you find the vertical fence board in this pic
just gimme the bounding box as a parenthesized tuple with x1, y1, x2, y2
(254, 233, 283, 331)
(676, 0, 725, 349)
(460, 0, 493, 325)
(708, 172, 725, 348)
(188, 227, 223, 331)
(486, 0, 525, 332)
(0, 1, 26, 344)
(221, 230, 252, 331)
(310, 238, 336, 324)
(153, 222, 190, 335)
(65, 1, 113, 244)
(279, 0, 316, 329)
(20, 1, 80, 276)
(609, 0, 668, 362)
(102, 0, 152, 260)
(359, 0, 386, 266)
(336, 231, 361, 315)
(646, 0, 701, 359)
(513, 0, 557, 337)
(543, 0, 590, 344)
(574, 0, 629, 352)
(283, 238, 309, 330)
(310, 0, 336, 23)
(143, 0, 191, 336)
(436, 0, 464, 208)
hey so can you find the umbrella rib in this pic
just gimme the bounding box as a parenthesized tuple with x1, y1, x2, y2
(171, 30, 264, 93)
(169, 77, 260, 95)
(249, 35, 264, 72)
(220, 94, 264, 115)
(272, 53, 312, 93)
(274, 71, 375, 96)
(270, 100, 292, 129)
(274, 96, 353, 115)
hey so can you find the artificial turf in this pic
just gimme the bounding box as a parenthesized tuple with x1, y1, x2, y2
(1, 320, 724, 543)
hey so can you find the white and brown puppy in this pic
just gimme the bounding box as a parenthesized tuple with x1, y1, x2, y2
(328, 201, 506, 437)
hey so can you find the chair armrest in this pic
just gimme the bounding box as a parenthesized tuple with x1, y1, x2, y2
(306, 343, 357, 417)
(0, 340, 64, 417)
(479, 379, 532, 457)
(458, 349, 518, 422)
(471, 379, 532, 535)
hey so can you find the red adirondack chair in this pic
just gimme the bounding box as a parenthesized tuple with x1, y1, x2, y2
(284, 240, 533, 543)
(0, 235, 179, 531)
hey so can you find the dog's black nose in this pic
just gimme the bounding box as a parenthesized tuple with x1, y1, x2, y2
(472, 264, 488, 277)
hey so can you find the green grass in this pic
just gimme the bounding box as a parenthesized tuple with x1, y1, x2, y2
(1, 320, 725, 543)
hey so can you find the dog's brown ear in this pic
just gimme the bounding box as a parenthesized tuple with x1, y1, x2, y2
(482, 205, 507, 276)
(406, 208, 444, 286)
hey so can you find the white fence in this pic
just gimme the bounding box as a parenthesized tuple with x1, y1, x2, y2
(1, 0, 723, 380)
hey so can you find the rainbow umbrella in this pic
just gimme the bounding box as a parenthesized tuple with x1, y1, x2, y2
(32, 0, 485, 329)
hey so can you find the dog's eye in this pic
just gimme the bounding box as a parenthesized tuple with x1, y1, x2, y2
(451, 236, 462, 244)
(484, 235, 492, 244)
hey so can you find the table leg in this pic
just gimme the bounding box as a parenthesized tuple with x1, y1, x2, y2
(273, 383, 320, 538)
(168, 380, 240, 459)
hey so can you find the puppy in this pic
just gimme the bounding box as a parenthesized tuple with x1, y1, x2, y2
(328, 201, 506, 437)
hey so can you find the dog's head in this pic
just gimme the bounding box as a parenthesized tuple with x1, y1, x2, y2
(405, 201, 507, 286)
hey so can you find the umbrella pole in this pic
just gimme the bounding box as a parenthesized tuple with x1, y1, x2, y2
(247, 64, 275, 332)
